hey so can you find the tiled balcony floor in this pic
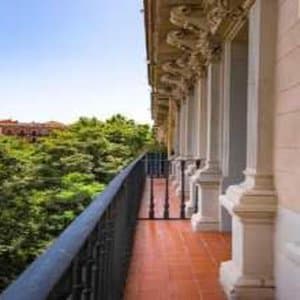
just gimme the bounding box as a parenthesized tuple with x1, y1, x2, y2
(125, 179, 231, 300)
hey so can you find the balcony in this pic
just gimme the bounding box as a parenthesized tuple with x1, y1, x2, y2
(1, 154, 231, 300)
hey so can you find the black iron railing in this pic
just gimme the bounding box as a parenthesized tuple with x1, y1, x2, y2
(144, 153, 205, 220)
(1, 155, 146, 300)
(145, 151, 168, 177)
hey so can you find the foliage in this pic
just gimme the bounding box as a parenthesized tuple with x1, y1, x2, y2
(0, 115, 153, 290)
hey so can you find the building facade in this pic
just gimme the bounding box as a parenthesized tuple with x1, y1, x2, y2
(0, 120, 65, 141)
(144, 0, 300, 299)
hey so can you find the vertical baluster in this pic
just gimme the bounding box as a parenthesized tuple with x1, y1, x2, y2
(180, 160, 186, 219)
(98, 219, 107, 299)
(194, 185, 199, 214)
(122, 179, 131, 294)
(83, 234, 97, 300)
(71, 252, 83, 300)
(107, 203, 117, 300)
(149, 174, 155, 219)
(150, 155, 152, 177)
(163, 160, 169, 219)
(196, 159, 201, 170)
(91, 221, 103, 300)
(101, 210, 111, 300)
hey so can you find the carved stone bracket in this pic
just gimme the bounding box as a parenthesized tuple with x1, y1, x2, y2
(205, 0, 230, 34)
(167, 29, 199, 52)
(160, 73, 187, 93)
(170, 5, 209, 34)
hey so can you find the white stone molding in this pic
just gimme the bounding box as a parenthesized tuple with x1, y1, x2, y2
(220, 1, 278, 299)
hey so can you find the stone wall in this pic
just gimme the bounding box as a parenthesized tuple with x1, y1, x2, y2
(275, 0, 300, 212)
(274, 0, 300, 298)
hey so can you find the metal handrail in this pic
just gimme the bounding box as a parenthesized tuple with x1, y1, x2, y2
(1, 154, 146, 300)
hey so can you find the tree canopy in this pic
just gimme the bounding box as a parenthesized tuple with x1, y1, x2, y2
(0, 115, 153, 290)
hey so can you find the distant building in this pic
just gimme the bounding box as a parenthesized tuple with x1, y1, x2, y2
(0, 119, 66, 141)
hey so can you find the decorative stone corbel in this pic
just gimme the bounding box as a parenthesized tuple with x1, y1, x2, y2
(198, 35, 222, 64)
(205, 0, 229, 34)
(166, 29, 199, 53)
(161, 61, 183, 76)
(189, 53, 207, 79)
(156, 86, 182, 104)
(160, 73, 187, 94)
(170, 5, 209, 34)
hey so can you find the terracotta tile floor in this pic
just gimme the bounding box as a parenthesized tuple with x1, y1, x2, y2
(125, 179, 231, 300)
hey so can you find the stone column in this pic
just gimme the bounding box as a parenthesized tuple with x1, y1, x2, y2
(197, 77, 207, 162)
(176, 97, 190, 197)
(172, 103, 182, 187)
(174, 103, 180, 156)
(173, 100, 187, 187)
(169, 101, 178, 181)
(220, 1, 277, 299)
(191, 61, 222, 230)
(184, 88, 198, 201)
(179, 101, 185, 156)
(186, 77, 208, 217)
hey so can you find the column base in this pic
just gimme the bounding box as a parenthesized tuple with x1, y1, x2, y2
(220, 261, 275, 300)
(191, 214, 219, 231)
(185, 200, 195, 218)
(219, 172, 277, 300)
(189, 166, 221, 231)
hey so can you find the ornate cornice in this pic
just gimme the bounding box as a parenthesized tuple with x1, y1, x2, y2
(168, 1, 254, 63)
(145, 0, 256, 128)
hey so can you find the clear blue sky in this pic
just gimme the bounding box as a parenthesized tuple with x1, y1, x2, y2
(0, 1, 151, 124)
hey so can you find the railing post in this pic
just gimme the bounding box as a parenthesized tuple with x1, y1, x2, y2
(149, 174, 155, 219)
(180, 160, 186, 219)
(72, 253, 83, 300)
(163, 160, 170, 219)
(196, 159, 201, 170)
(82, 238, 94, 300)
(194, 186, 199, 214)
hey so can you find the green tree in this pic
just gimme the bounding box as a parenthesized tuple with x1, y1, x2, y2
(0, 115, 153, 290)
